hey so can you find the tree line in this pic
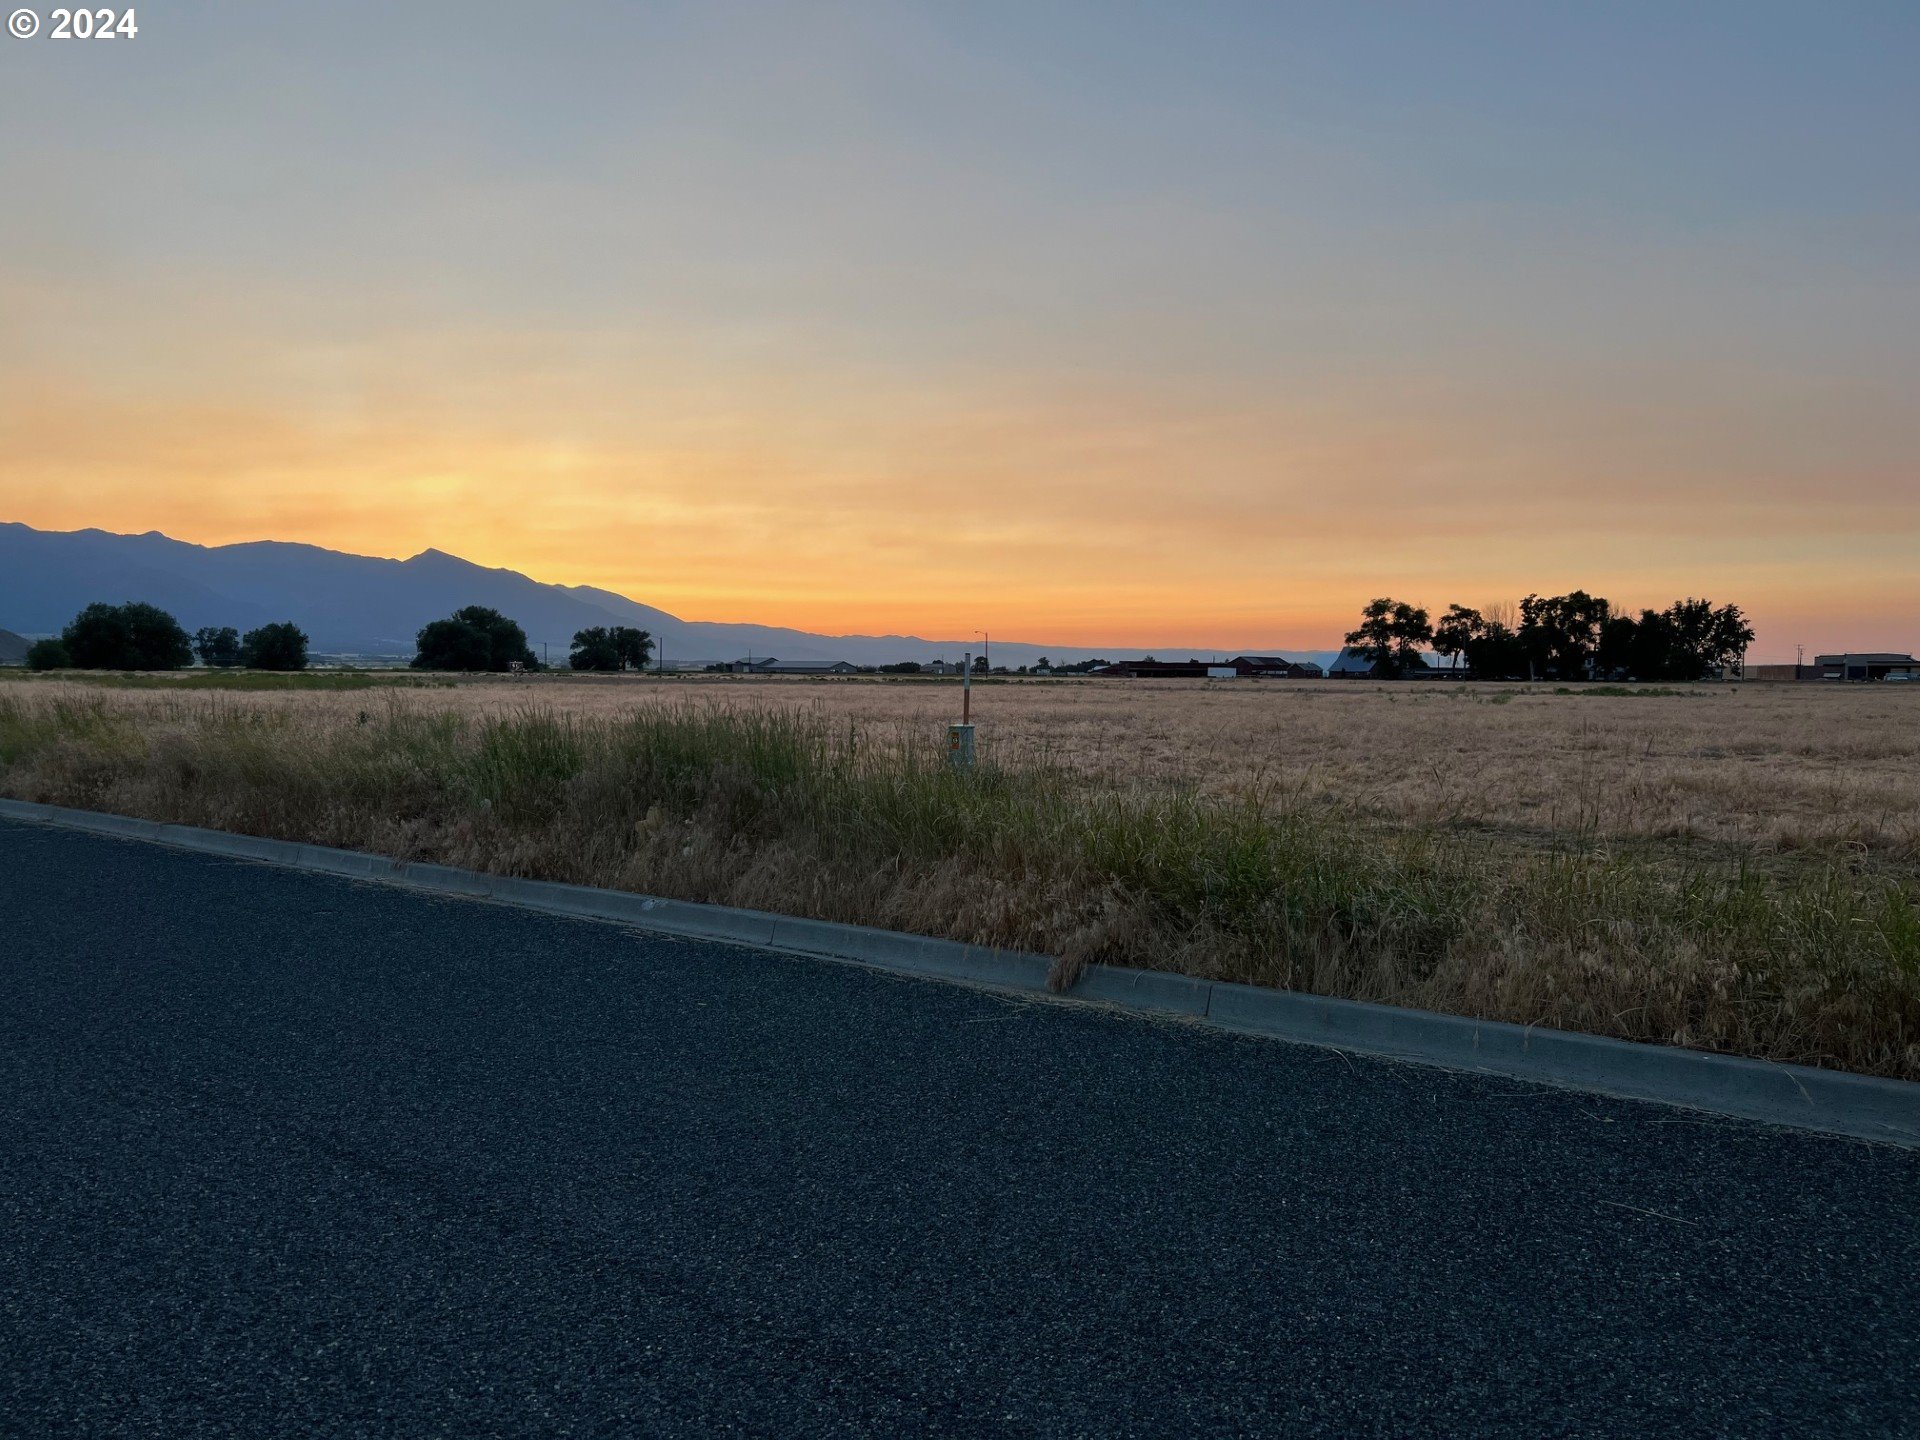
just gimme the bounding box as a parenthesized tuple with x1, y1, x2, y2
(407, 607, 654, 672)
(1344, 591, 1755, 681)
(26, 603, 310, 672)
(21, 600, 654, 676)
(19, 593, 1750, 682)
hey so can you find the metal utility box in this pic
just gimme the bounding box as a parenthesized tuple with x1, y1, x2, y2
(946, 723, 976, 773)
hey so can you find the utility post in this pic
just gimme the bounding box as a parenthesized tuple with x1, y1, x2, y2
(948, 650, 976, 774)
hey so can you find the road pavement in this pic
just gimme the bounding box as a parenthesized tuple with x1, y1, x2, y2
(2, 818, 1916, 1436)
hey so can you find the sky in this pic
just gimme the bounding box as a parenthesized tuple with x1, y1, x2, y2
(2, 1, 1916, 657)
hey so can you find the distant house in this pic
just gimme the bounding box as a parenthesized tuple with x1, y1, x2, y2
(1225, 655, 1324, 679)
(1328, 647, 1434, 679)
(923, 660, 962, 676)
(760, 659, 861, 675)
(728, 657, 780, 673)
(1093, 659, 1215, 678)
(1095, 655, 1324, 679)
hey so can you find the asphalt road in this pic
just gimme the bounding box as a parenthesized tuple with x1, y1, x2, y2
(2, 819, 1917, 1437)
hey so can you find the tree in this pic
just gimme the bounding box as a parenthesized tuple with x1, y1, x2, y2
(1595, 614, 1639, 679)
(971, 655, 989, 674)
(1432, 605, 1482, 672)
(240, 622, 309, 671)
(569, 626, 620, 671)
(1462, 622, 1528, 680)
(569, 625, 654, 671)
(1520, 595, 1612, 683)
(1707, 602, 1756, 678)
(1663, 598, 1753, 680)
(25, 638, 69, 671)
(1517, 591, 1611, 681)
(879, 661, 922, 674)
(613, 626, 654, 671)
(193, 626, 243, 668)
(1603, 600, 1753, 681)
(1344, 597, 1434, 678)
(412, 606, 537, 672)
(61, 602, 192, 670)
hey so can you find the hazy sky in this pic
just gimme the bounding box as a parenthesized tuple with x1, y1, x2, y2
(3, 1, 1915, 654)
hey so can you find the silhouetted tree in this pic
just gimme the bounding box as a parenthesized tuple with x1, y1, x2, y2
(1432, 605, 1482, 672)
(971, 655, 989, 674)
(1442, 590, 1752, 682)
(193, 626, 242, 668)
(570, 625, 654, 671)
(413, 607, 537, 672)
(1665, 598, 1754, 680)
(880, 661, 922, 674)
(26, 638, 69, 671)
(569, 627, 621, 671)
(613, 626, 654, 671)
(61, 602, 192, 671)
(1597, 600, 1753, 681)
(569, 627, 617, 671)
(1344, 598, 1434, 678)
(1517, 591, 1611, 680)
(1462, 622, 1528, 680)
(240, 622, 309, 671)
(1595, 613, 1639, 678)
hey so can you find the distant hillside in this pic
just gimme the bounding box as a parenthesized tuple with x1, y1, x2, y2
(0, 522, 1334, 670)
(0, 628, 28, 665)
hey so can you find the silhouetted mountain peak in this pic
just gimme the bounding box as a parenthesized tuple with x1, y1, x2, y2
(0, 520, 1333, 669)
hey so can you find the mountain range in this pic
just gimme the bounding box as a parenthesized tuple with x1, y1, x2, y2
(0, 522, 1334, 670)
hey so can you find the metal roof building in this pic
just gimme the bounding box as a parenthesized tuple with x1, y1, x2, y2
(727, 658, 860, 674)
(1814, 652, 1917, 681)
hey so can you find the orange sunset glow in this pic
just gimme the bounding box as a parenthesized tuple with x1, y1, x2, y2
(3, 4, 1916, 656)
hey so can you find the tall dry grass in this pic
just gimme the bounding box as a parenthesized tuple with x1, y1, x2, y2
(20, 669, 1908, 858)
(2, 679, 1916, 1079)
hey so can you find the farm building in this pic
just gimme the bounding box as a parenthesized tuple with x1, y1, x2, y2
(1328, 647, 1435, 678)
(727, 657, 861, 675)
(1094, 659, 1224, 678)
(1225, 655, 1324, 678)
(1094, 656, 1321, 679)
(1815, 652, 1917, 682)
(923, 660, 962, 675)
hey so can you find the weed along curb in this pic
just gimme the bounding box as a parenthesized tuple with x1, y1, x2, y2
(5, 796, 1916, 1148)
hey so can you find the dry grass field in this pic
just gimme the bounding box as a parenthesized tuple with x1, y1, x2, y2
(3, 670, 1916, 1077)
(23, 671, 1905, 859)
(444, 674, 1917, 863)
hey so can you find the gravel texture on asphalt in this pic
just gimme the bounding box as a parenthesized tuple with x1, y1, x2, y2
(2, 818, 1917, 1437)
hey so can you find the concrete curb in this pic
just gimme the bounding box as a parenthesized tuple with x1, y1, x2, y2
(4, 796, 1916, 1147)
